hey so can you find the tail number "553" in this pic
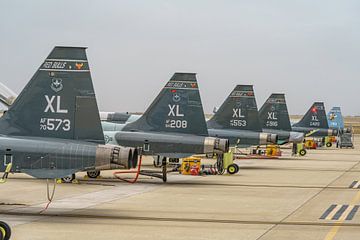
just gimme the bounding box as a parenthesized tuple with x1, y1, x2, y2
(230, 119, 247, 127)
(40, 118, 71, 131)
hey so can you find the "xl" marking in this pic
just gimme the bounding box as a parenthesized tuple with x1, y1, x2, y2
(44, 95, 68, 113)
(232, 108, 245, 118)
(168, 104, 184, 117)
(312, 115, 319, 121)
(267, 112, 277, 120)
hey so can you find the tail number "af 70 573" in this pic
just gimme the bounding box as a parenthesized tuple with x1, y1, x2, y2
(41, 95, 71, 131)
(40, 118, 71, 131)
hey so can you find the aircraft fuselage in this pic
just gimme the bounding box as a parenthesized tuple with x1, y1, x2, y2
(261, 129, 304, 145)
(207, 128, 277, 147)
(104, 131, 228, 158)
(291, 126, 337, 137)
(0, 135, 132, 179)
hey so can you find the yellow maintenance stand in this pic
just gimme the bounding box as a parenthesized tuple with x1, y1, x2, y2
(223, 150, 239, 174)
(297, 143, 307, 156)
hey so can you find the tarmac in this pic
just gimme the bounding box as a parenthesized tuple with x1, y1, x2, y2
(1, 137, 360, 240)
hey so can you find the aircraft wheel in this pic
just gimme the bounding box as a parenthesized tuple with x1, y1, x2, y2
(87, 170, 100, 178)
(326, 142, 332, 147)
(61, 174, 75, 183)
(227, 164, 238, 175)
(0, 221, 11, 240)
(299, 149, 307, 156)
(234, 164, 240, 174)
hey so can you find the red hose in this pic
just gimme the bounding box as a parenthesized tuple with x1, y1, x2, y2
(113, 155, 143, 184)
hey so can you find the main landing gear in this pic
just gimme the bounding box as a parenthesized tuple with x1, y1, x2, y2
(86, 170, 101, 179)
(141, 156, 170, 182)
(61, 174, 76, 183)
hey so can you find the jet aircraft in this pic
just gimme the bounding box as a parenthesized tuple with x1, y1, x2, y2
(292, 102, 338, 138)
(100, 112, 140, 125)
(0, 46, 137, 181)
(101, 73, 229, 180)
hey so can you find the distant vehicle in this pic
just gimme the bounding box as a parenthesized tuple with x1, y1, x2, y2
(338, 132, 354, 149)
(292, 102, 338, 138)
(207, 85, 278, 147)
(0, 46, 137, 181)
(258, 93, 304, 145)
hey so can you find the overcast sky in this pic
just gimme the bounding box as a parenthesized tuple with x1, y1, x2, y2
(1, 0, 359, 115)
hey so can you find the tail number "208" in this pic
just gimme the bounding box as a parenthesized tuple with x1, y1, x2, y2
(165, 119, 188, 129)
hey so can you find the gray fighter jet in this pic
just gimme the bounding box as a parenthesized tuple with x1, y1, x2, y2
(292, 102, 338, 137)
(102, 72, 229, 162)
(259, 94, 304, 145)
(0, 46, 137, 180)
(207, 85, 278, 147)
(100, 112, 140, 125)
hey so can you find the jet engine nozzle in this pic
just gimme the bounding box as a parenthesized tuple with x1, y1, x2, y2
(95, 145, 138, 170)
(259, 133, 278, 145)
(214, 138, 230, 152)
(203, 137, 229, 154)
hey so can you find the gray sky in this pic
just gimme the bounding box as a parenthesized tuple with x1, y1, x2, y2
(1, 0, 359, 115)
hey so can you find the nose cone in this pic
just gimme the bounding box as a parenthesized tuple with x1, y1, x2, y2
(289, 132, 304, 143)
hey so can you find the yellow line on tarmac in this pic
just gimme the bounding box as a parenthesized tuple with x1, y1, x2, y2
(324, 191, 360, 240)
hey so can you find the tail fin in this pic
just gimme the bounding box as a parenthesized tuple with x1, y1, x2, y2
(327, 107, 344, 129)
(207, 85, 262, 131)
(0, 46, 104, 143)
(259, 93, 291, 131)
(123, 73, 208, 136)
(293, 102, 329, 129)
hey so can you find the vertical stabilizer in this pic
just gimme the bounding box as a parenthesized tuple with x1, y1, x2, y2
(123, 73, 208, 136)
(207, 85, 262, 131)
(0, 46, 104, 143)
